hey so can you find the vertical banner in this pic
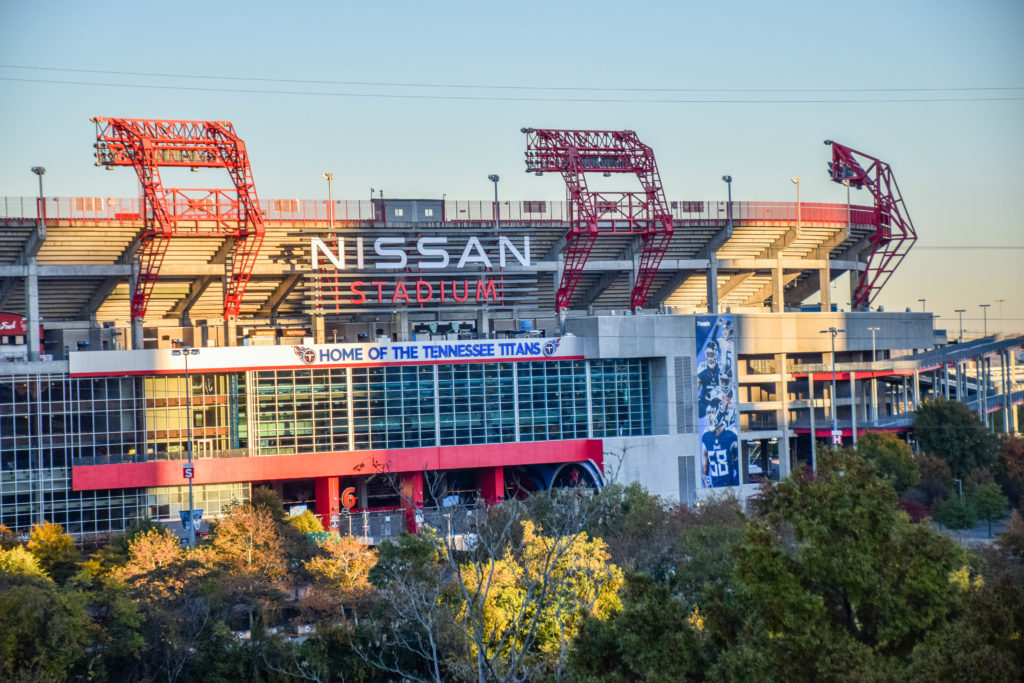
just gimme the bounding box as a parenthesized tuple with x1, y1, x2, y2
(696, 315, 739, 488)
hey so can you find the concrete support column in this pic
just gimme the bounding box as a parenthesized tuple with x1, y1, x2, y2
(1010, 350, 1019, 434)
(479, 466, 505, 505)
(476, 308, 490, 338)
(707, 256, 719, 314)
(773, 258, 784, 312)
(912, 370, 921, 411)
(850, 373, 858, 445)
(400, 471, 424, 533)
(25, 260, 41, 361)
(819, 265, 831, 312)
(943, 364, 950, 400)
(871, 375, 879, 424)
(808, 375, 816, 471)
(776, 353, 790, 478)
(314, 476, 340, 530)
(225, 317, 237, 347)
(902, 376, 909, 413)
(312, 314, 326, 344)
(358, 477, 369, 509)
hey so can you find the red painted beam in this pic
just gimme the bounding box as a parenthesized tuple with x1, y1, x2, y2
(72, 439, 603, 491)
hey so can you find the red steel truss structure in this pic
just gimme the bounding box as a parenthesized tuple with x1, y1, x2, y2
(825, 140, 916, 310)
(92, 117, 265, 320)
(523, 128, 673, 311)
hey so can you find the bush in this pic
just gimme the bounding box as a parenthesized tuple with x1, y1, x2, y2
(288, 509, 325, 534)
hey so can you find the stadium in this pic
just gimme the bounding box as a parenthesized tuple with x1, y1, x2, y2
(1, 120, 1021, 541)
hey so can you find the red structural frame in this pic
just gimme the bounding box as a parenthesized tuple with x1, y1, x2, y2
(825, 140, 916, 310)
(523, 128, 674, 311)
(92, 117, 266, 321)
(71, 439, 604, 491)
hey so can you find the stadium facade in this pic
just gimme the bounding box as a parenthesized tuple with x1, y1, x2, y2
(1, 125, 1022, 540)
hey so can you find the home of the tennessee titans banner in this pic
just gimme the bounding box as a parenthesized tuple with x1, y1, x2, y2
(695, 315, 739, 488)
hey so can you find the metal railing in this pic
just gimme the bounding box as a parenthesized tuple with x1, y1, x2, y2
(1, 195, 876, 226)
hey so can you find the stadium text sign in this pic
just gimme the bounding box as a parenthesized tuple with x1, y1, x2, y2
(309, 236, 532, 306)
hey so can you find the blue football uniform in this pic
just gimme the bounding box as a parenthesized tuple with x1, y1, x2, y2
(702, 428, 739, 487)
(696, 362, 720, 418)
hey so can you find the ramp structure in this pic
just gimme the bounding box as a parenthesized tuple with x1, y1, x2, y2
(524, 128, 673, 311)
(92, 117, 265, 320)
(825, 140, 916, 310)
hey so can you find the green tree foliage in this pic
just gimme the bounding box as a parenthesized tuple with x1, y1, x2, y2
(288, 508, 325, 534)
(26, 522, 81, 584)
(0, 545, 49, 579)
(915, 398, 999, 478)
(934, 495, 977, 529)
(996, 434, 1024, 510)
(714, 450, 965, 678)
(972, 482, 1009, 537)
(0, 573, 94, 681)
(857, 431, 920, 492)
(569, 573, 709, 682)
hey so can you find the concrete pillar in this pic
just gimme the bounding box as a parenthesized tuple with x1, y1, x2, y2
(707, 256, 719, 314)
(479, 466, 505, 505)
(773, 258, 784, 312)
(312, 314, 326, 344)
(776, 353, 790, 478)
(225, 317, 237, 347)
(850, 373, 858, 445)
(819, 265, 831, 312)
(912, 370, 921, 411)
(943, 364, 950, 400)
(25, 260, 41, 361)
(902, 376, 909, 413)
(314, 476, 340, 530)
(1010, 350, 1019, 434)
(476, 308, 490, 338)
(808, 375, 816, 471)
(358, 477, 369, 509)
(131, 319, 144, 351)
(400, 471, 424, 533)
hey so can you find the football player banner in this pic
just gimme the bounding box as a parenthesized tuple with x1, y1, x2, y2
(695, 315, 739, 488)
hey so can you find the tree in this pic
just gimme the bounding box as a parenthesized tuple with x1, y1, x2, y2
(288, 509, 325, 534)
(0, 573, 95, 681)
(0, 545, 49, 579)
(26, 522, 80, 584)
(915, 398, 999, 479)
(996, 434, 1024, 510)
(569, 572, 709, 682)
(934, 495, 976, 530)
(857, 431, 919, 492)
(712, 449, 966, 678)
(972, 483, 1009, 537)
(305, 533, 377, 594)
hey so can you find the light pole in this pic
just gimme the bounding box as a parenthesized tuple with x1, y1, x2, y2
(722, 175, 733, 224)
(322, 172, 334, 230)
(172, 340, 200, 548)
(488, 174, 500, 230)
(996, 298, 1005, 334)
(29, 167, 46, 363)
(918, 298, 926, 312)
(820, 327, 845, 443)
(867, 326, 880, 425)
(980, 303, 991, 337)
(842, 178, 851, 227)
(955, 309, 966, 342)
(790, 177, 801, 233)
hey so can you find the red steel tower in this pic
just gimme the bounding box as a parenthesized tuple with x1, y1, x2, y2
(825, 140, 916, 310)
(523, 128, 674, 312)
(92, 117, 266, 321)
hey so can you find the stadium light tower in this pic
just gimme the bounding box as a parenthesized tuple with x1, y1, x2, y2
(820, 327, 845, 442)
(488, 174, 500, 230)
(722, 175, 733, 224)
(918, 298, 926, 312)
(28, 166, 46, 363)
(172, 340, 200, 549)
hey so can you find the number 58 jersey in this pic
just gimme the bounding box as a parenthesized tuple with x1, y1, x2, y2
(702, 428, 739, 487)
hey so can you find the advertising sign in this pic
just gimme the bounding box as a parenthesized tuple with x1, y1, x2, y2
(696, 315, 739, 488)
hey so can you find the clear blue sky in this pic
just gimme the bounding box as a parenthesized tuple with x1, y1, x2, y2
(1, 1, 1022, 333)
